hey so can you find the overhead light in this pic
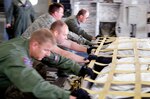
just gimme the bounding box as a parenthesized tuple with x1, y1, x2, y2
(29, 0, 38, 6)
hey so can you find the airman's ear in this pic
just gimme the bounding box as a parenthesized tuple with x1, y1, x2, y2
(79, 15, 84, 21)
(79, 15, 83, 19)
(53, 11, 58, 16)
(31, 41, 39, 49)
(53, 30, 59, 36)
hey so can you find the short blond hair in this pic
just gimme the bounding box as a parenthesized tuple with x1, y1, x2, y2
(30, 28, 56, 45)
(50, 20, 67, 32)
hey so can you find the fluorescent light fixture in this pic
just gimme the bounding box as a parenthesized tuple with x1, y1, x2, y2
(29, 0, 38, 6)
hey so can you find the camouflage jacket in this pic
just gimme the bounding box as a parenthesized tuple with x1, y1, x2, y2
(22, 13, 56, 39)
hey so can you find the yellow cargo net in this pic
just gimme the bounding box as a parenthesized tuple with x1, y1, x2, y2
(82, 37, 150, 99)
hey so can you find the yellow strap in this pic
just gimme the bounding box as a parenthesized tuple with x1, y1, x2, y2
(94, 62, 108, 66)
(108, 91, 134, 96)
(99, 39, 119, 99)
(132, 39, 141, 99)
(93, 69, 108, 75)
(81, 87, 100, 94)
(88, 37, 107, 68)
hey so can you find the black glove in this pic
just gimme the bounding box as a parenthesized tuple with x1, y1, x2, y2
(41, 57, 52, 66)
(41, 55, 60, 66)
(95, 34, 101, 39)
(71, 88, 91, 99)
(87, 55, 98, 61)
(96, 56, 112, 64)
(78, 65, 94, 78)
(87, 47, 97, 54)
(104, 41, 113, 45)
(87, 55, 112, 64)
(57, 70, 69, 77)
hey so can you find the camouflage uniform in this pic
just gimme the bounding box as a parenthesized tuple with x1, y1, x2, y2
(22, 13, 56, 39)
(67, 31, 92, 45)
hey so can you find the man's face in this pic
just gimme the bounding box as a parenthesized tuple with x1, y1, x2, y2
(31, 42, 54, 60)
(56, 25, 68, 44)
(80, 12, 89, 23)
(55, 7, 64, 20)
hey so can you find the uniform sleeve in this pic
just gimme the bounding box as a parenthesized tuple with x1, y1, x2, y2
(41, 52, 81, 75)
(29, 2, 36, 22)
(65, 18, 93, 41)
(4, 54, 70, 99)
(6, 1, 13, 24)
(67, 31, 87, 45)
(30, 7, 36, 22)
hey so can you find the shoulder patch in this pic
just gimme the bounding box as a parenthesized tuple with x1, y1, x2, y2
(54, 55, 59, 63)
(23, 57, 33, 67)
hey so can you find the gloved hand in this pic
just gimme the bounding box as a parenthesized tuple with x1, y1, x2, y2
(41, 55, 60, 66)
(87, 55, 112, 64)
(87, 47, 97, 54)
(57, 70, 69, 77)
(78, 65, 94, 78)
(71, 88, 91, 99)
(103, 41, 113, 45)
(87, 55, 98, 60)
(96, 56, 112, 64)
(95, 34, 101, 39)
